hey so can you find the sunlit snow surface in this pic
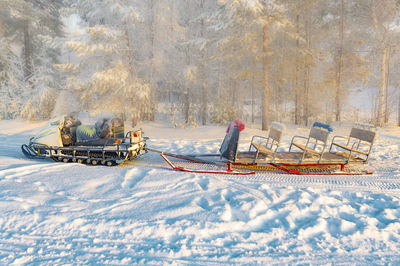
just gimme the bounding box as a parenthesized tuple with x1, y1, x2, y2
(0, 120, 400, 264)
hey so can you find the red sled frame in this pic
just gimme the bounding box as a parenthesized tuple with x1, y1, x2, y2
(155, 150, 373, 176)
(148, 120, 373, 176)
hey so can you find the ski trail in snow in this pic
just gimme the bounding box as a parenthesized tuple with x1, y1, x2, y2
(219, 170, 400, 194)
(0, 163, 70, 180)
(92, 168, 154, 215)
(143, 158, 400, 194)
(121, 167, 148, 189)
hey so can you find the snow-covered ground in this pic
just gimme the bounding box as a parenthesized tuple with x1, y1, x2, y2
(0, 120, 400, 264)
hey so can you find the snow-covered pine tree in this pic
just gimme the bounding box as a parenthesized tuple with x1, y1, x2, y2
(310, 0, 369, 123)
(60, 0, 152, 124)
(209, 0, 263, 124)
(211, 0, 289, 130)
(369, 0, 400, 127)
(175, 0, 221, 126)
(0, 38, 25, 119)
(0, 0, 64, 120)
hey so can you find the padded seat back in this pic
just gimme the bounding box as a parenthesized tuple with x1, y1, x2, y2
(269, 127, 282, 143)
(309, 127, 329, 144)
(76, 125, 98, 142)
(350, 128, 376, 144)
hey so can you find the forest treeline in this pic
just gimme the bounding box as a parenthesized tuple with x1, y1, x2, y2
(0, 0, 399, 129)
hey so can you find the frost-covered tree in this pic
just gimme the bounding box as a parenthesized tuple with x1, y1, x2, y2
(311, 0, 369, 123)
(60, 0, 152, 125)
(368, 0, 400, 127)
(0, 39, 25, 119)
(175, 0, 215, 126)
(2, 0, 400, 125)
(209, 0, 263, 125)
(0, 0, 64, 120)
(211, 0, 291, 129)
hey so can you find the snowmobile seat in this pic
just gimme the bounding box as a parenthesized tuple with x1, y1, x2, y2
(60, 115, 82, 146)
(76, 125, 98, 143)
(289, 122, 333, 163)
(75, 117, 125, 144)
(249, 123, 283, 162)
(329, 127, 376, 163)
(95, 117, 124, 139)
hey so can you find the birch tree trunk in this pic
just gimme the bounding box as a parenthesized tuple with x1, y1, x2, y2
(251, 83, 255, 123)
(384, 47, 391, 123)
(262, 24, 269, 131)
(200, 0, 207, 126)
(303, 16, 311, 126)
(377, 47, 387, 127)
(124, 27, 135, 81)
(148, 0, 155, 121)
(184, 88, 189, 124)
(398, 95, 400, 127)
(373, 95, 377, 124)
(294, 14, 301, 125)
(184, 47, 191, 125)
(232, 79, 238, 108)
(0, 13, 3, 38)
(23, 19, 33, 81)
(124, 25, 137, 126)
(304, 68, 309, 126)
(335, 0, 344, 122)
(201, 80, 207, 125)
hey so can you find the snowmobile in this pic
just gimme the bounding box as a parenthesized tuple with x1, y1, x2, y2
(21, 115, 147, 166)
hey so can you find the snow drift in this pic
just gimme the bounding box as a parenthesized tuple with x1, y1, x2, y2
(0, 120, 399, 264)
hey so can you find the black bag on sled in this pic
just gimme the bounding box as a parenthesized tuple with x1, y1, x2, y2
(219, 120, 244, 162)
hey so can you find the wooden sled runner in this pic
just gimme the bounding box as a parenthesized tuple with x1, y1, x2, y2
(148, 120, 375, 176)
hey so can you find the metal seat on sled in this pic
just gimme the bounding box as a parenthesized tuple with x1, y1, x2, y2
(329, 127, 376, 164)
(289, 122, 333, 163)
(248, 123, 283, 163)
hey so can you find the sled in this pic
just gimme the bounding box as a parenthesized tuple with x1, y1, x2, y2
(150, 120, 374, 175)
(21, 115, 147, 166)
